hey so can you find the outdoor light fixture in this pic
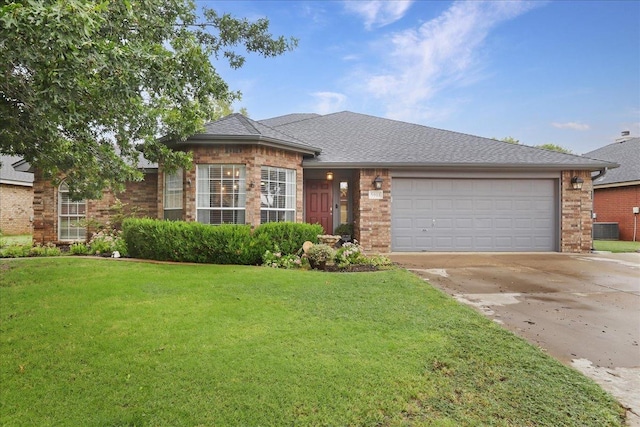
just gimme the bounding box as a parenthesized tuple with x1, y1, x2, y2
(571, 176, 584, 190)
(373, 176, 383, 190)
(326, 171, 334, 181)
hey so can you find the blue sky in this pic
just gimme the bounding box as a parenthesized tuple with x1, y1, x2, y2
(200, 0, 639, 154)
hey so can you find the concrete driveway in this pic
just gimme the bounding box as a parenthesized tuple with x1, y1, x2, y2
(389, 252, 640, 425)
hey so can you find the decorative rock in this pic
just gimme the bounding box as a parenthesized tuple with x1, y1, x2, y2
(302, 241, 314, 254)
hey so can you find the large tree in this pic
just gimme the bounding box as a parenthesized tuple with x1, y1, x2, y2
(0, 1, 295, 198)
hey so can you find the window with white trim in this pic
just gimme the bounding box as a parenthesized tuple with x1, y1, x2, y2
(58, 182, 86, 241)
(164, 168, 183, 209)
(260, 166, 296, 223)
(196, 164, 246, 224)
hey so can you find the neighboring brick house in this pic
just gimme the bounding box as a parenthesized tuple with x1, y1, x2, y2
(0, 155, 34, 235)
(584, 135, 640, 241)
(30, 112, 617, 253)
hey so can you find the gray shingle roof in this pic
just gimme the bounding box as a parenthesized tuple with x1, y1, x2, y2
(0, 155, 33, 185)
(259, 113, 321, 127)
(583, 137, 639, 186)
(264, 111, 616, 170)
(171, 114, 320, 154)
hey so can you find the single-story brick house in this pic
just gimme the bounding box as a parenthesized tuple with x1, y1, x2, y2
(0, 155, 34, 235)
(584, 135, 639, 241)
(29, 111, 618, 253)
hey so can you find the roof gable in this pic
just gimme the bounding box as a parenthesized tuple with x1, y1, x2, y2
(584, 137, 640, 185)
(171, 114, 320, 155)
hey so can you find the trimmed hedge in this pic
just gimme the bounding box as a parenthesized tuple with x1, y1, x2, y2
(122, 219, 323, 265)
(253, 222, 323, 255)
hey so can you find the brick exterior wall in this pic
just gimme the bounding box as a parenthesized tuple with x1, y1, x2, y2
(593, 185, 640, 241)
(86, 173, 158, 229)
(164, 144, 304, 228)
(30, 159, 598, 253)
(354, 168, 391, 253)
(32, 171, 158, 245)
(0, 183, 33, 235)
(560, 170, 594, 253)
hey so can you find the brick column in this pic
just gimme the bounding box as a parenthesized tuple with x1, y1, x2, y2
(561, 170, 593, 253)
(32, 169, 57, 245)
(354, 169, 391, 253)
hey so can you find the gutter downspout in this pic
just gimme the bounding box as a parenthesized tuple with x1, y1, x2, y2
(591, 168, 607, 251)
(592, 168, 607, 182)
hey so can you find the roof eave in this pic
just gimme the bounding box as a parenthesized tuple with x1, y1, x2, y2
(301, 161, 618, 171)
(0, 179, 33, 187)
(167, 134, 321, 155)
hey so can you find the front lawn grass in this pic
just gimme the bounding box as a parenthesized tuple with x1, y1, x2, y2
(0, 258, 624, 426)
(593, 239, 640, 253)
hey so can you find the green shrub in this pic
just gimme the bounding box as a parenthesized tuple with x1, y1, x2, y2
(69, 242, 90, 255)
(0, 242, 63, 258)
(334, 223, 353, 236)
(122, 218, 259, 264)
(29, 244, 61, 257)
(0, 244, 31, 258)
(363, 254, 394, 268)
(253, 222, 323, 255)
(122, 219, 326, 265)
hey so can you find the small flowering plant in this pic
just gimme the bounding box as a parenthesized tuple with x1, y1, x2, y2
(89, 226, 127, 257)
(262, 246, 304, 269)
(334, 240, 366, 268)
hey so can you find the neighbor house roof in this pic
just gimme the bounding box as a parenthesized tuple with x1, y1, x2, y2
(262, 111, 617, 170)
(11, 152, 157, 174)
(583, 137, 640, 187)
(0, 155, 34, 187)
(165, 113, 321, 155)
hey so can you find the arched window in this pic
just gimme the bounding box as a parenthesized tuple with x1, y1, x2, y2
(58, 182, 86, 241)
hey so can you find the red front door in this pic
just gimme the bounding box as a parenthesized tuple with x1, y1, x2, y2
(305, 180, 333, 234)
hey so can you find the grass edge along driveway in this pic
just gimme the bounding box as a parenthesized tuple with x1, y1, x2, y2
(0, 258, 625, 426)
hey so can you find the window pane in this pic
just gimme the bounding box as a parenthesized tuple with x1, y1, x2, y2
(260, 166, 296, 224)
(196, 164, 245, 224)
(164, 168, 183, 209)
(59, 182, 86, 241)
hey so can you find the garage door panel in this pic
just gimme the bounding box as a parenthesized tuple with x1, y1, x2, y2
(395, 197, 415, 210)
(415, 198, 432, 210)
(394, 217, 413, 229)
(392, 178, 557, 251)
(455, 218, 473, 229)
(475, 200, 493, 211)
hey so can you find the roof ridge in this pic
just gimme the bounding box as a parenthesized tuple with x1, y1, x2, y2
(234, 113, 261, 135)
(251, 116, 312, 146)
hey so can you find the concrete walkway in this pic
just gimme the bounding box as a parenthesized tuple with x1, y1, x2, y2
(390, 252, 640, 426)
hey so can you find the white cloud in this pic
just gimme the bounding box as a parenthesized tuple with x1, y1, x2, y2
(358, 1, 540, 123)
(344, 0, 414, 30)
(552, 122, 591, 131)
(311, 92, 347, 114)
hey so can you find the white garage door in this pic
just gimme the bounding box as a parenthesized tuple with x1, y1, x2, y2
(392, 178, 558, 252)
